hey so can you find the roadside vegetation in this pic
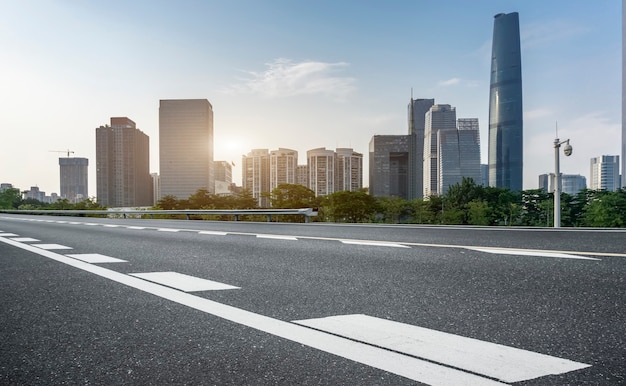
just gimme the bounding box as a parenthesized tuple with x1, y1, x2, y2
(2, 179, 625, 227)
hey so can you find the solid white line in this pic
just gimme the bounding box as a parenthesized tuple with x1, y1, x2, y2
(198, 231, 228, 236)
(66, 253, 128, 264)
(130, 272, 240, 292)
(341, 240, 410, 248)
(467, 247, 600, 261)
(0, 233, 19, 237)
(257, 234, 298, 241)
(0, 236, 506, 385)
(32, 244, 73, 250)
(293, 314, 590, 383)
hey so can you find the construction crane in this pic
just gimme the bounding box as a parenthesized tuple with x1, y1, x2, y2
(49, 149, 75, 157)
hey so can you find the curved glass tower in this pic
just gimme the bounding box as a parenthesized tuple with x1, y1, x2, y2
(488, 12, 523, 191)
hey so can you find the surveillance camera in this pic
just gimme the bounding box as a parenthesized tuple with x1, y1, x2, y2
(563, 144, 573, 156)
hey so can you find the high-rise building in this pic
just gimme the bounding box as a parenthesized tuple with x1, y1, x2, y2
(151, 173, 161, 204)
(96, 117, 152, 207)
(307, 147, 336, 197)
(408, 98, 435, 199)
(159, 99, 214, 199)
(437, 118, 481, 195)
(59, 157, 88, 203)
(242, 149, 270, 207)
(488, 12, 523, 191)
(622, 0, 625, 188)
(270, 148, 298, 190)
(296, 165, 309, 187)
(214, 161, 233, 185)
(480, 164, 489, 186)
(539, 173, 586, 195)
(369, 135, 410, 198)
(335, 148, 363, 192)
(590, 155, 620, 191)
(424, 104, 457, 197)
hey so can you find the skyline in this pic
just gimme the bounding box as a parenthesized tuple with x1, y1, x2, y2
(0, 1, 621, 197)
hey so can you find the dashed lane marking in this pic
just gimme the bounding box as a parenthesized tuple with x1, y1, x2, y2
(10, 237, 40, 242)
(32, 244, 73, 250)
(257, 234, 298, 241)
(293, 314, 590, 383)
(66, 253, 128, 263)
(129, 271, 240, 292)
(341, 240, 410, 248)
(158, 228, 180, 232)
(199, 230, 228, 236)
(467, 247, 600, 261)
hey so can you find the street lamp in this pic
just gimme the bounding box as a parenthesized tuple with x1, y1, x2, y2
(553, 138, 572, 228)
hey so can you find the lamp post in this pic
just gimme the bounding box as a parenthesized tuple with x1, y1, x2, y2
(553, 138, 572, 228)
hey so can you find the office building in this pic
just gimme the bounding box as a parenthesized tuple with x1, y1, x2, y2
(242, 149, 270, 207)
(335, 148, 363, 192)
(623, 0, 626, 188)
(96, 117, 152, 207)
(481, 164, 489, 186)
(59, 157, 88, 203)
(424, 104, 457, 197)
(590, 155, 620, 191)
(369, 135, 410, 198)
(159, 99, 214, 199)
(437, 118, 481, 195)
(307, 147, 336, 197)
(488, 12, 523, 191)
(214, 161, 233, 185)
(539, 173, 586, 195)
(296, 165, 309, 187)
(408, 98, 435, 199)
(151, 173, 161, 204)
(270, 148, 298, 189)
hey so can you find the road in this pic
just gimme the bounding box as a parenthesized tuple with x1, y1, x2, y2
(1, 214, 625, 385)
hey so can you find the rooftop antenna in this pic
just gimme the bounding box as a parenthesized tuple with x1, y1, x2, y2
(49, 149, 75, 157)
(555, 121, 559, 138)
(411, 87, 413, 101)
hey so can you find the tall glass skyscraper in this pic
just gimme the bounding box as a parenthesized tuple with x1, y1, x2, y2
(488, 12, 523, 191)
(407, 98, 434, 200)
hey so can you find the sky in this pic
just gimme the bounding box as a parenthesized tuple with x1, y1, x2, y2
(0, 0, 621, 197)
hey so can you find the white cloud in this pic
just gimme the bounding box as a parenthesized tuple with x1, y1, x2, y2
(524, 108, 553, 121)
(225, 58, 356, 100)
(521, 20, 589, 50)
(438, 77, 461, 87)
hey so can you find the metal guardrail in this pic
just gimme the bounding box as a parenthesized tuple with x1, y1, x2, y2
(0, 208, 319, 223)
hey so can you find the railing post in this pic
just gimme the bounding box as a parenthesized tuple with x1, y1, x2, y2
(267, 214, 271, 222)
(235, 214, 239, 221)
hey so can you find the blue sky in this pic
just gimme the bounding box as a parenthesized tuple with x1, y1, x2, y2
(0, 0, 621, 196)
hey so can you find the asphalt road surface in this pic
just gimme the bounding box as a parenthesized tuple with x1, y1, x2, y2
(1, 214, 625, 385)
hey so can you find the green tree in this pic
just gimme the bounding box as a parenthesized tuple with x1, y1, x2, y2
(269, 184, 317, 208)
(466, 200, 491, 225)
(409, 199, 437, 224)
(155, 195, 179, 210)
(582, 189, 626, 227)
(376, 196, 411, 223)
(324, 190, 376, 223)
(0, 188, 23, 209)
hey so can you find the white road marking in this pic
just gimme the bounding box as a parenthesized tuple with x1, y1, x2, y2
(0, 233, 19, 237)
(11, 237, 40, 242)
(257, 234, 298, 241)
(467, 247, 600, 261)
(199, 230, 228, 236)
(126, 226, 145, 230)
(341, 240, 410, 248)
(130, 272, 240, 292)
(293, 314, 590, 383)
(158, 228, 180, 232)
(104, 224, 121, 228)
(0, 236, 508, 385)
(66, 253, 128, 263)
(32, 244, 73, 250)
